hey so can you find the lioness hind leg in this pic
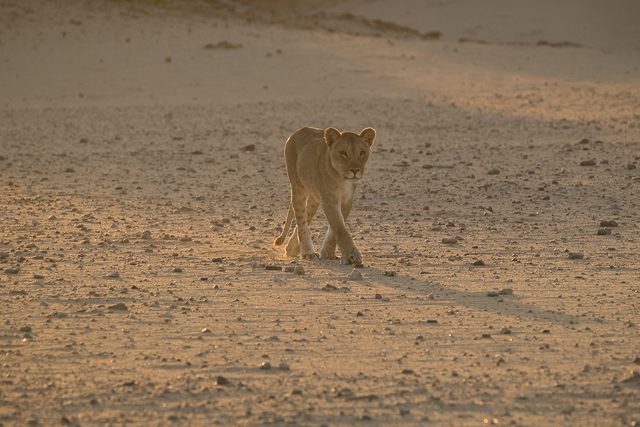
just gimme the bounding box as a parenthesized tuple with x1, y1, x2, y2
(292, 191, 318, 258)
(274, 204, 294, 246)
(285, 226, 300, 257)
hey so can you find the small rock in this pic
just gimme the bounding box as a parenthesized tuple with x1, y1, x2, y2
(278, 362, 290, 370)
(348, 269, 363, 280)
(441, 237, 457, 244)
(621, 370, 640, 384)
(294, 265, 305, 276)
(626, 163, 637, 170)
(472, 259, 485, 266)
(242, 144, 256, 152)
(173, 267, 183, 273)
(216, 375, 230, 386)
(108, 302, 128, 312)
(140, 230, 152, 239)
(579, 159, 596, 166)
(486, 291, 499, 297)
(19, 325, 32, 333)
(568, 252, 584, 260)
(4, 267, 20, 275)
(500, 327, 511, 334)
(265, 265, 282, 271)
(201, 328, 213, 334)
(425, 319, 438, 324)
(47, 214, 57, 221)
(384, 270, 396, 277)
(259, 361, 271, 370)
(323, 283, 338, 291)
(599, 220, 618, 227)
(541, 329, 550, 334)
(597, 228, 612, 235)
(481, 333, 492, 339)
(374, 293, 383, 300)
(487, 168, 500, 175)
(106, 271, 120, 278)
(498, 288, 513, 295)
(356, 311, 364, 317)
(401, 368, 415, 375)
(211, 257, 223, 263)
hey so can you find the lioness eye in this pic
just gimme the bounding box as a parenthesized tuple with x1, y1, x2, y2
(340, 151, 348, 157)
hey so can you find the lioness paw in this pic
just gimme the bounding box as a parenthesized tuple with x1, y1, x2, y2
(340, 248, 362, 265)
(320, 248, 337, 260)
(302, 252, 320, 260)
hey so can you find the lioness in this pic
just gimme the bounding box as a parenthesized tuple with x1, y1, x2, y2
(274, 126, 376, 265)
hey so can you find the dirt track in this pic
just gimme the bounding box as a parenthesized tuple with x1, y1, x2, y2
(1, 1, 639, 426)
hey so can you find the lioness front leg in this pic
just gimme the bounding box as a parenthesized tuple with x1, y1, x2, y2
(320, 200, 352, 260)
(292, 191, 318, 259)
(322, 200, 361, 265)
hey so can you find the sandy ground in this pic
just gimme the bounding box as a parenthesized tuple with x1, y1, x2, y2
(1, 0, 640, 425)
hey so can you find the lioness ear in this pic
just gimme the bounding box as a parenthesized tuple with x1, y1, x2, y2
(324, 127, 341, 147)
(360, 127, 376, 147)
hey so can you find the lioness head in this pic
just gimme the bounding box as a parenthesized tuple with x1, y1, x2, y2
(324, 127, 376, 181)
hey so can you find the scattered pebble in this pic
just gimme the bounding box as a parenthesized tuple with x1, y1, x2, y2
(216, 375, 230, 386)
(481, 333, 492, 339)
(568, 252, 584, 260)
(579, 159, 596, 166)
(211, 257, 223, 263)
(106, 271, 120, 278)
(173, 267, 183, 273)
(266, 265, 282, 271)
(140, 230, 152, 239)
(621, 370, 640, 384)
(472, 259, 485, 266)
(374, 293, 383, 300)
(401, 368, 415, 375)
(108, 302, 128, 312)
(425, 319, 438, 324)
(278, 362, 290, 370)
(201, 328, 212, 334)
(356, 311, 364, 317)
(259, 361, 271, 370)
(384, 270, 396, 277)
(500, 327, 512, 334)
(19, 325, 32, 333)
(487, 168, 500, 175)
(486, 291, 499, 297)
(498, 288, 513, 295)
(441, 237, 457, 244)
(599, 220, 618, 227)
(4, 267, 20, 275)
(597, 228, 612, 235)
(348, 269, 363, 280)
(541, 329, 550, 334)
(242, 144, 256, 152)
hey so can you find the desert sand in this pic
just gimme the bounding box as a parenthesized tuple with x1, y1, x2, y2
(1, 0, 639, 425)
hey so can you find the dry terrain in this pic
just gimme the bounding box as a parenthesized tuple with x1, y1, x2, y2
(1, 0, 639, 425)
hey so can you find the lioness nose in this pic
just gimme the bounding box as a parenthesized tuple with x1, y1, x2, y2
(350, 168, 360, 175)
